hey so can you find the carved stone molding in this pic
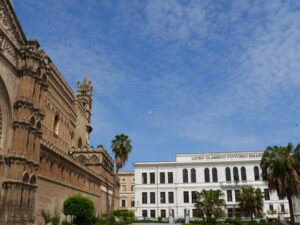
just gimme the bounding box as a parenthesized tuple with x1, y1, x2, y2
(0, 32, 17, 66)
(0, 0, 25, 47)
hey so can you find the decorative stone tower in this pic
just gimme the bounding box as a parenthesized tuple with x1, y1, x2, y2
(77, 74, 93, 123)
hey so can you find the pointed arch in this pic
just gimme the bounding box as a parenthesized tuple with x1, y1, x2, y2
(30, 175, 36, 184)
(23, 172, 29, 182)
(0, 75, 12, 151)
(76, 155, 88, 164)
(89, 155, 99, 164)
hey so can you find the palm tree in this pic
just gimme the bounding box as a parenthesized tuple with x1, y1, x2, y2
(111, 134, 132, 212)
(193, 189, 225, 220)
(236, 186, 263, 221)
(260, 143, 300, 224)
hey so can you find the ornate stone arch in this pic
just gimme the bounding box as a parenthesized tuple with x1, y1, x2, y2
(30, 175, 37, 185)
(76, 155, 88, 164)
(0, 76, 12, 153)
(23, 172, 29, 183)
(89, 155, 99, 164)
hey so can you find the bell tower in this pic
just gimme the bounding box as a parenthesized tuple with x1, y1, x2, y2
(77, 73, 93, 122)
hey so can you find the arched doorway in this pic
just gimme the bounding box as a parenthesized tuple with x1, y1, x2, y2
(0, 76, 12, 153)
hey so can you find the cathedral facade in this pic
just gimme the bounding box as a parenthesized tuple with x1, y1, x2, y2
(0, 0, 119, 224)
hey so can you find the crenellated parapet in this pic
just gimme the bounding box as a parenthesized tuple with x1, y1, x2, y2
(70, 145, 114, 175)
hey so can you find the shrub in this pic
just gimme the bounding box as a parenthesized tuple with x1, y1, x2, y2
(225, 218, 233, 224)
(256, 212, 264, 218)
(158, 217, 162, 222)
(41, 209, 52, 225)
(232, 217, 243, 225)
(62, 222, 77, 225)
(63, 194, 95, 225)
(112, 209, 122, 218)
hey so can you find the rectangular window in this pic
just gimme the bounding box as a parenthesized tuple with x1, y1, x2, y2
(235, 190, 240, 202)
(264, 189, 270, 200)
(121, 185, 126, 191)
(121, 199, 126, 208)
(150, 172, 155, 184)
(160, 192, 166, 203)
(142, 210, 148, 218)
(131, 184, 134, 191)
(235, 208, 241, 217)
(193, 209, 201, 218)
(142, 173, 147, 184)
(142, 192, 147, 204)
(150, 192, 155, 204)
(161, 209, 166, 218)
(168, 172, 173, 183)
(160, 172, 165, 184)
(227, 190, 232, 202)
(228, 208, 233, 217)
(281, 204, 285, 213)
(269, 204, 274, 212)
(151, 210, 156, 218)
(192, 191, 197, 202)
(184, 191, 189, 203)
(131, 200, 135, 207)
(168, 192, 174, 203)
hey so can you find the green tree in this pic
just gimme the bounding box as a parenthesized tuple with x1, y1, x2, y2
(63, 194, 95, 225)
(41, 209, 52, 225)
(193, 189, 225, 220)
(111, 134, 132, 212)
(236, 187, 263, 221)
(260, 143, 300, 224)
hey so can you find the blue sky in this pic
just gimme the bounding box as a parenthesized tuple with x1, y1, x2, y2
(13, 0, 300, 170)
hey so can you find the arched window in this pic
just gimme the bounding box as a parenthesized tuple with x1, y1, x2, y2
(191, 168, 196, 183)
(78, 138, 83, 148)
(23, 173, 29, 182)
(30, 116, 35, 126)
(226, 167, 231, 182)
(233, 167, 239, 181)
(212, 168, 218, 182)
(53, 115, 59, 135)
(30, 175, 36, 184)
(183, 169, 188, 183)
(254, 166, 260, 180)
(241, 167, 247, 181)
(204, 168, 210, 183)
(36, 121, 41, 130)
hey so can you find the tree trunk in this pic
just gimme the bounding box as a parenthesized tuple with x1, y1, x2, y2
(287, 194, 295, 225)
(111, 168, 119, 214)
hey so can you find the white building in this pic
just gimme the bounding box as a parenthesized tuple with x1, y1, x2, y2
(134, 151, 288, 220)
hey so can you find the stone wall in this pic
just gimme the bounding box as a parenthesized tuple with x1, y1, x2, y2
(0, 1, 119, 224)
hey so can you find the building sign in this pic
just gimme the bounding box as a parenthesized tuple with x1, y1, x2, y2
(191, 153, 263, 161)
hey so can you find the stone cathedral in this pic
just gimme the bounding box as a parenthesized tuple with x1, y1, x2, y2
(0, 0, 119, 224)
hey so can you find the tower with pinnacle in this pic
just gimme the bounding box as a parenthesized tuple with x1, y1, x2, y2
(77, 73, 93, 123)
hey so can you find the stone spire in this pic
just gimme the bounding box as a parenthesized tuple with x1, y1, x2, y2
(83, 73, 89, 85)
